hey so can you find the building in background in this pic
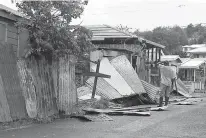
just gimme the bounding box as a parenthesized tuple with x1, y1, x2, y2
(179, 58, 206, 93)
(161, 55, 182, 66)
(187, 47, 206, 58)
(182, 44, 206, 57)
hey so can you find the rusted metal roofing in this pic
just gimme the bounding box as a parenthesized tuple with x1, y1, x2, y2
(180, 58, 206, 69)
(110, 55, 146, 94)
(85, 24, 165, 49)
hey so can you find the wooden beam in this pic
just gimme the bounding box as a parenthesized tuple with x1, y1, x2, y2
(194, 69, 196, 82)
(155, 48, 158, 62)
(92, 59, 101, 98)
(82, 72, 111, 78)
(147, 49, 150, 61)
(159, 49, 161, 61)
(151, 48, 154, 61)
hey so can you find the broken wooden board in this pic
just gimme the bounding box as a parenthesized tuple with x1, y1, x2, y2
(169, 98, 187, 103)
(83, 108, 151, 116)
(151, 106, 168, 111)
(71, 114, 113, 122)
(173, 101, 195, 105)
(172, 98, 203, 105)
(111, 106, 151, 112)
(82, 72, 111, 78)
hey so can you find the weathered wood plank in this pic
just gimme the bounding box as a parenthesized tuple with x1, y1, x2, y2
(82, 72, 111, 78)
(7, 31, 18, 39)
(7, 37, 18, 46)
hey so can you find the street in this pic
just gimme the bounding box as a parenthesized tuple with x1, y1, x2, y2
(0, 98, 206, 138)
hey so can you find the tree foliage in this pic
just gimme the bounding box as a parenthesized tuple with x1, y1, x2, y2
(134, 24, 206, 56)
(15, 1, 94, 59)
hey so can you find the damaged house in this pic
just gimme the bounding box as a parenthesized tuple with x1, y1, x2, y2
(77, 25, 167, 105)
(87, 25, 165, 86)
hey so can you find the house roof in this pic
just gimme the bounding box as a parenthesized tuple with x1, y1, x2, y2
(180, 58, 191, 64)
(161, 55, 182, 63)
(179, 58, 206, 69)
(85, 24, 165, 49)
(0, 4, 23, 18)
(182, 44, 206, 48)
(188, 47, 206, 54)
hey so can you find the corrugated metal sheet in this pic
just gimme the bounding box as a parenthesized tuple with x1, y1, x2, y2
(141, 80, 160, 101)
(110, 55, 146, 94)
(85, 25, 133, 40)
(91, 58, 135, 96)
(58, 55, 77, 115)
(85, 25, 165, 49)
(0, 75, 12, 122)
(176, 79, 192, 98)
(30, 57, 58, 119)
(0, 43, 27, 120)
(86, 77, 121, 99)
(17, 60, 37, 118)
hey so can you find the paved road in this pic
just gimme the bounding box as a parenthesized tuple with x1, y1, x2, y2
(0, 98, 206, 138)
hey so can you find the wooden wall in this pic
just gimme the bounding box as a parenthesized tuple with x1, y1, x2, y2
(0, 16, 29, 58)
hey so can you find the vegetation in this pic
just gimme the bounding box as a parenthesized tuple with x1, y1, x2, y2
(15, 1, 94, 59)
(134, 24, 206, 57)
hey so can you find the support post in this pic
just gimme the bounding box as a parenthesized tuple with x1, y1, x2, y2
(194, 69, 196, 82)
(158, 49, 161, 61)
(92, 59, 101, 98)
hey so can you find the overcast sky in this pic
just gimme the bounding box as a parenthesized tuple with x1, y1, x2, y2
(1, 0, 206, 31)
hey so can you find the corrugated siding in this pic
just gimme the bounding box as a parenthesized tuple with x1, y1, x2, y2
(110, 55, 146, 94)
(141, 80, 160, 101)
(0, 43, 27, 120)
(17, 60, 37, 118)
(30, 57, 58, 119)
(0, 75, 12, 122)
(86, 77, 121, 99)
(91, 58, 135, 96)
(176, 79, 192, 98)
(58, 55, 77, 114)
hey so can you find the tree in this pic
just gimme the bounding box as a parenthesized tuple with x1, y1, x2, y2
(135, 26, 188, 55)
(15, 1, 94, 59)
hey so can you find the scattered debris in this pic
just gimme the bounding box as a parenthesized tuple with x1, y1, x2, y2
(79, 94, 101, 101)
(173, 102, 195, 105)
(71, 114, 113, 122)
(151, 106, 168, 111)
(83, 108, 151, 116)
